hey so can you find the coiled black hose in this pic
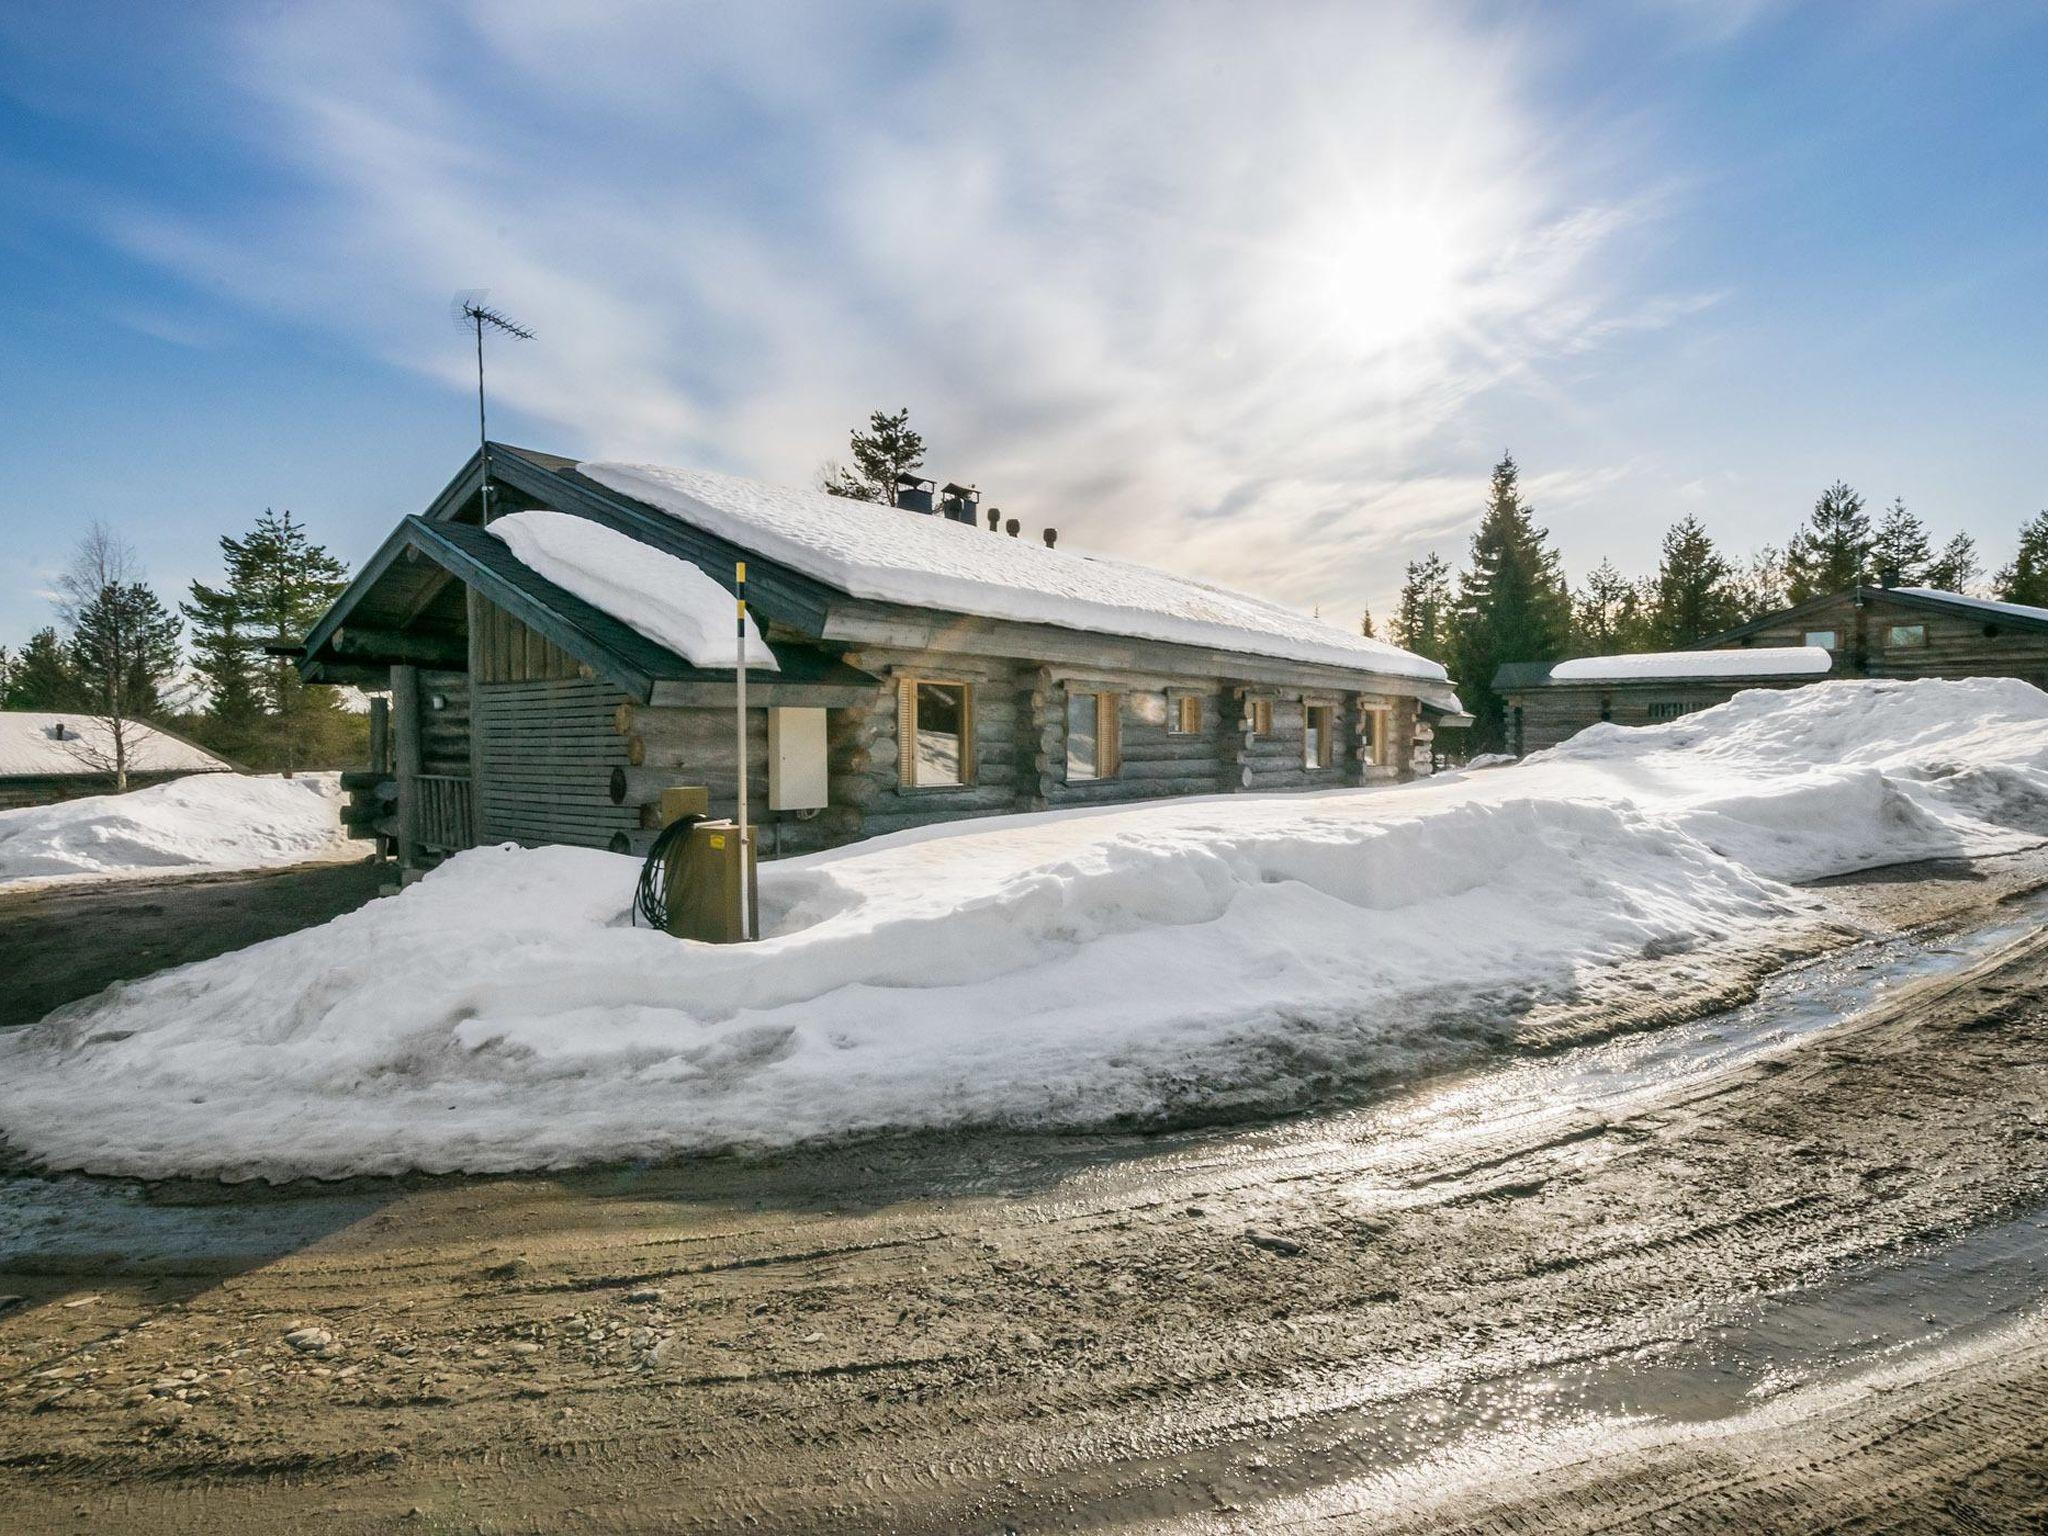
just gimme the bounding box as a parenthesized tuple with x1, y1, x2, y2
(632, 814, 704, 928)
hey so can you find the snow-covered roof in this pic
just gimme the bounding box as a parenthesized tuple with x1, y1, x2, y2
(1549, 646, 1833, 684)
(488, 511, 777, 671)
(577, 460, 1449, 686)
(1892, 587, 2048, 627)
(0, 713, 231, 779)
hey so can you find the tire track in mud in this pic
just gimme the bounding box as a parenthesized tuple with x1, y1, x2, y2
(1, 857, 2047, 1531)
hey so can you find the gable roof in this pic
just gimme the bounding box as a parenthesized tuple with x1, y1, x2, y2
(1688, 585, 2048, 649)
(0, 713, 230, 780)
(299, 517, 873, 704)
(576, 459, 1450, 684)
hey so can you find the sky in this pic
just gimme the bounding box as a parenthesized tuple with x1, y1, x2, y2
(2, 0, 2046, 649)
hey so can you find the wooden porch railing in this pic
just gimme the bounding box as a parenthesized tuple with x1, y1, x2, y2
(415, 773, 474, 852)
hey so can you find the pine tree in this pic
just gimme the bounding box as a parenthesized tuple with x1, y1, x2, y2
(1870, 498, 1933, 587)
(1923, 532, 1981, 595)
(1998, 511, 2048, 606)
(1646, 515, 1742, 646)
(820, 407, 926, 504)
(1450, 455, 1571, 752)
(215, 509, 352, 771)
(1571, 559, 1646, 656)
(2, 628, 82, 709)
(1359, 606, 1376, 639)
(1784, 481, 1874, 602)
(1391, 554, 1454, 664)
(1731, 545, 1789, 621)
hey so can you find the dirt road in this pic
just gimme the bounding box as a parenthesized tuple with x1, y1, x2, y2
(2, 853, 2046, 1531)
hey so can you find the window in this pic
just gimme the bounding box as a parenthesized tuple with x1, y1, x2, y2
(1067, 691, 1121, 780)
(1246, 697, 1273, 736)
(1646, 701, 1702, 721)
(1803, 629, 1839, 651)
(1168, 694, 1203, 734)
(1886, 623, 1927, 649)
(897, 677, 973, 788)
(1360, 706, 1392, 767)
(1303, 704, 1336, 769)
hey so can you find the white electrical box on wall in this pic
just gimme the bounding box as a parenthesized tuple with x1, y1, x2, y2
(768, 707, 829, 811)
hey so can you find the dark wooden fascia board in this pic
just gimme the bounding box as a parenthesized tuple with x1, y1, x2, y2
(421, 449, 489, 524)
(299, 518, 435, 668)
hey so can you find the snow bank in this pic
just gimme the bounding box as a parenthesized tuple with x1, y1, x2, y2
(579, 460, 1450, 686)
(0, 773, 353, 886)
(487, 510, 777, 670)
(3, 679, 2045, 1180)
(1549, 646, 1830, 683)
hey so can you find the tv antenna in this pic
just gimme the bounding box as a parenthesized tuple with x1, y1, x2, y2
(453, 293, 535, 517)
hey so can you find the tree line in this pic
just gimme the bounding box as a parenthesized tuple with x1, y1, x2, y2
(1379, 456, 2048, 752)
(0, 509, 362, 783)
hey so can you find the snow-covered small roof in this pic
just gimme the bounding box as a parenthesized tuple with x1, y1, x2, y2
(1550, 646, 1832, 684)
(0, 713, 231, 779)
(488, 511, 777, 671)
(1892, 587, 2048, 627)
(577, 460, 1449, 686)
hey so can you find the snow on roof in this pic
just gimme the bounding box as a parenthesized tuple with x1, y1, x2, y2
(1893, 587, 2048, 627)
(1550, 646, 1833, 684)
(577, 460, 1449, 686)
(488, 510, 777, 671)
(0, 713, 230, 780)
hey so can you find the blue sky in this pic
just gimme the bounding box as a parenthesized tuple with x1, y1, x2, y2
(3, 1, 2046, 648)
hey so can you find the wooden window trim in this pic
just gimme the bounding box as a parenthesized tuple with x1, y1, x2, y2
(897, 675, 975, 791)
(1246, 697, 1273, 737)
(1360, 705, 1392, 768)
(1167, 693, 1203, 735)
(1303, 704, 1336, 770)
(1066, 688, 1122, 781)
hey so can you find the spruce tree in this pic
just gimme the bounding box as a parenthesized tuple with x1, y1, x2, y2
(181, 576, 264, 751)
(1784, 481, 1874, 602)
(1870, 498, 1933, 587)
(1732, 545, 1789, 621)
(215, 509, 351, 771)
(1450, 454, 1571, 752)
(1391, 554, 1454, 664)
(1997, 511, 2048, 606)
(1359, 606, 1376, 639)
(1647, 515, 1741, 646)
(2, 629, 82, 709)
(1923, 532, 1981, 595)
(1571, 559, 1646, 656)
(820, 407, 926, 504)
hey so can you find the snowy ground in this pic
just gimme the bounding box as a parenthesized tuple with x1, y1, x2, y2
(0, 773, 354, 887)
(2, 679, 2045, 1180)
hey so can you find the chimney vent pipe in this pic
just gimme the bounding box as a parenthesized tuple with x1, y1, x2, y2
(1005, 518, 1020, 537)
(1042, 528, 1058, 549)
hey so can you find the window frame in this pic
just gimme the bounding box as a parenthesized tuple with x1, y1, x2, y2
(1359, 704, 1393, 768)
(1803, 629, 1839, 652)
(1065, 688, 1122, 782)
(897, 675, 975, 791)
(1167, 693, 1203, 735)
(1885, 622, 1928, 649)
(1245, 697, 1273, 737)
(1303, 703, 1336, 770)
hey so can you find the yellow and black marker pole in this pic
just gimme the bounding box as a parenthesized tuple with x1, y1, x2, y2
(734, 562, 752, 941)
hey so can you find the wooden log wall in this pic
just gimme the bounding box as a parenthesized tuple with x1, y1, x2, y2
(1729, 592, 2048, 685)
(614, 701, 852, 858)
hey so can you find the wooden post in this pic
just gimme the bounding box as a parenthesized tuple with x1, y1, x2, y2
(392, 665, 422, 879)
(368, 695, 390, 776)
(734, 562, 752, 941)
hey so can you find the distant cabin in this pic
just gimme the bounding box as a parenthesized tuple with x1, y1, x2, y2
(1494, 584, 2048, 755)
(296, 444, 1469, 875)
(0, 712, 231, 809)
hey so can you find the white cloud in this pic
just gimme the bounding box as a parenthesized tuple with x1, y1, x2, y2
(110, 0, 1692, 623)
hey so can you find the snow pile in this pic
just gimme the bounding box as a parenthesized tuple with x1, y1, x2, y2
(0, 713, 228, 778)
(488, 510, 777, 670)
(3, 679, 2045, 1180)
(0, 773, 353, 885)
(578, 460, 1453, 689)
(1550, 646, 1830, 683)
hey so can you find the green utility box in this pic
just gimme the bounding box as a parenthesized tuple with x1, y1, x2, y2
(663, 817, 758, 944)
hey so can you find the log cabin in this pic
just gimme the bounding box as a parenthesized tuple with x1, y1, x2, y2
(297, 444, 1468, 874)
(1493, 583, 2048, 756)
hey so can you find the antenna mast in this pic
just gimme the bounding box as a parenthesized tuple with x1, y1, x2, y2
(456, 296, 535, 519)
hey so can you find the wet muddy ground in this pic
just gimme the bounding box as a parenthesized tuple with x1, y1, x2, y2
(1, 851, 2046, 1531)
